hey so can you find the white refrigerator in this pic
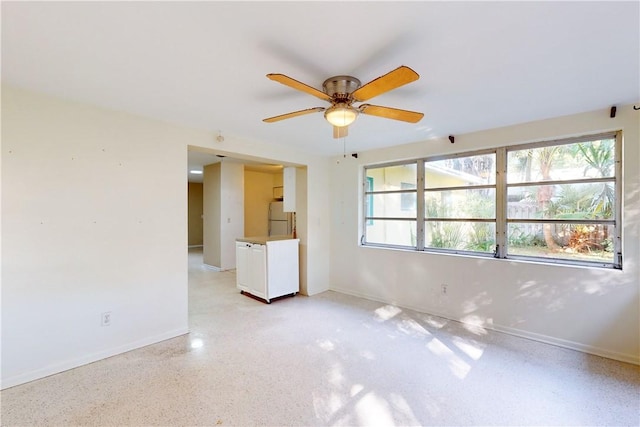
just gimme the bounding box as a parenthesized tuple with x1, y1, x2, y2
(268, 201, 293, 236)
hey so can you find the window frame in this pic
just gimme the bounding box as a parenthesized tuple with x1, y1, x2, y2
(362, 131, 623, 269)
(423, 149, 498, 256)
(365, 176, 374, 225)
(500, 132, 621, 268)
(363, 160, 420, 250)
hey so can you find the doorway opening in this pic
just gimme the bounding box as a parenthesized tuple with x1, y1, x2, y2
(186, 145, 307, 321)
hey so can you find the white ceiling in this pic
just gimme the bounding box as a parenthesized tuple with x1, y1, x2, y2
(2, 2, 639, 158)
(187, 150, 283, 183)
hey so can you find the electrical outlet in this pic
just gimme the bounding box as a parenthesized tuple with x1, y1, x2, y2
(441, 284, 448, 295)
(101, 312, 112, 326)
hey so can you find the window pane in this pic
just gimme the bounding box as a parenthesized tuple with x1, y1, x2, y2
(370, 193, 416, 218)
(508, 223, 614, 264)
(507, 138, 615, 183)
(400, 182, 416, 211)
(425, 221, 496, 253)
(365, 177, 374, 224)
(507, 182, 614, 220)
(366, 163, 417, 191)
(425, 153, 495, 188)
(366, 220, 417, 247)
(425, 188, 496, 219)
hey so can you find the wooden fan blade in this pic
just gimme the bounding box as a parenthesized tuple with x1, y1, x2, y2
(267, 74, 332, 102)
(351, 66, 419, 102)
(359, 104, 424, 123)
(263, 107, 325, 123)
(333, 126, 348, 139)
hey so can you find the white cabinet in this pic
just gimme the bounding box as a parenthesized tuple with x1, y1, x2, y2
(236, 238, 299, 303)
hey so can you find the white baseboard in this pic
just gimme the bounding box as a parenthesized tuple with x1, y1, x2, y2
(490, 324, 640, 365)
(1, 328, 189, 390)
(203, 263, 221, 271)
(329, 286, 640, 366)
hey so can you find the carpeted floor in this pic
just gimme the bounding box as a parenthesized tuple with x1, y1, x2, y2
(1, 248, 639, 426)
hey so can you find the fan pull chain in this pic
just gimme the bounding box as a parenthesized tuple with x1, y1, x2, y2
(342, 132, 350, 158)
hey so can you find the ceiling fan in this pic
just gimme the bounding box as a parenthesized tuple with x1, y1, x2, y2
(263, 65, 424, 138)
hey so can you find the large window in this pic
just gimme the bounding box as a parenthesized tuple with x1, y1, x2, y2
(363, 132, 622, 269)
(505, 136, 619, 265)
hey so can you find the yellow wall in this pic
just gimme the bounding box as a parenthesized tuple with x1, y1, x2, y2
(425, 171, 466, 188)
(244, 170, 279, 237)
(367, 164, 469, 191)
(188, 183, 203, 246)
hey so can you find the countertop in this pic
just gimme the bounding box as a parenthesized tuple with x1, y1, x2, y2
(236, 235, 298, 245)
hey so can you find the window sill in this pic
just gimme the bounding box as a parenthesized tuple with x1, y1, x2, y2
(359, 243, 620, 271)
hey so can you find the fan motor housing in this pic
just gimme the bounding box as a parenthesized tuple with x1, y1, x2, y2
(323, 76, 361, 101)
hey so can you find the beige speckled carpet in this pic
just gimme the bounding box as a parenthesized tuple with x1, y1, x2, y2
(1, 248, 639, 426)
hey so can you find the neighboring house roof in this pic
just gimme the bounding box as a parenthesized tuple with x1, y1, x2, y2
(425, 163, 487, 185)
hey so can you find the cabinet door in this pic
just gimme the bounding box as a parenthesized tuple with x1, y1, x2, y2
(236, 242, 249, 289)
(248, 244, 267, 298)
(265, 240, 299, 299)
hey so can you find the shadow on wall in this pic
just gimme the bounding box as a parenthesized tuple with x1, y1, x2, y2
(452, 175, 639, 343)
(456, 255, 638, 353)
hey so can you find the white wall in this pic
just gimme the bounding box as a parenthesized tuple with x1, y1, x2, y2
(295, 167, 308, 294)
(329, 104, 640, 364)
(1, 86, 331, 388)
(305, 161, 332, 296)
(220, 162, 244, 270)
(1, 86, 189, 388)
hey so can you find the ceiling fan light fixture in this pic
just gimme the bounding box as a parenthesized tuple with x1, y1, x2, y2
(324, 104, 358, 127)
(263, 66, 423, 138)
